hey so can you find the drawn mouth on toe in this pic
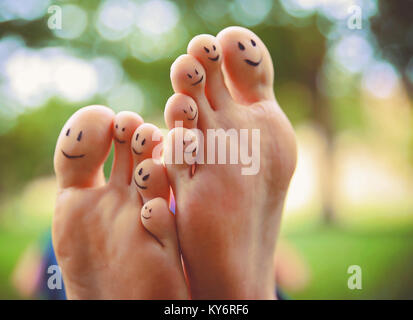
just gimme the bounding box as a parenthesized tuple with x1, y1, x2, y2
(62, 150, 85, 159)
(132, 148, 142, 155)
(244, 58, 262, 67)
(187, 110, 198, 121)
(115, 137, 126, 144)
(134, 177, 147, 189)
(191, 75, 204, 86)
(142, 214, 151, 220)
(208, 55, 219, 61)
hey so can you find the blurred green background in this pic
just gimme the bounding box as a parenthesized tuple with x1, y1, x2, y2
(0, 0, 413, 299)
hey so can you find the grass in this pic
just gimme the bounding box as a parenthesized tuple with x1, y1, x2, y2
(285, 224, 413, 299)
(1, 220, 413, 299)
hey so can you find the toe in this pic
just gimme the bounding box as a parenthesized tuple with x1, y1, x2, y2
(141, 198, 178, 248)
(164, 93, 198, 130)
(54, 105, 114, 189)
(170, 54, 213, 129)
(134, 158, 170, 203)
(110, 111, 144, 186)
(164, 127, 198, 187)
(187, 34, 234, 110)
(217, 26, 274, 104)
(131, 123, 163, 168)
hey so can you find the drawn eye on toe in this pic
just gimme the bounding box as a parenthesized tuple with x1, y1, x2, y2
(238, 42, 245, 50)
(77, 131, 83, 142)
(251, 39, 256, 47)
(204, 46, 210, 53)
(66, 128, 70, 136)
(143, 173, 150, 181)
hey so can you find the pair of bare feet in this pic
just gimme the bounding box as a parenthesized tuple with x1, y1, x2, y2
(52, 27, 297, 300)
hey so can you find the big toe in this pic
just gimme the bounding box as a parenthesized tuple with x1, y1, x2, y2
(217, 26, 274, 104)
(54, 105, 114, 189)
(141, 198, 178, 248)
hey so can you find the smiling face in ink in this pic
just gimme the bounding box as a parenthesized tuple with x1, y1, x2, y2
(187, 35, 223, 67)
(164, 93, 198, 129)
(54, 105, 114, 188)
(217, 27, 274, 103)
(170, 54, 206, 94)
(131, 123, 163, 161)
(134, 165, 150, 190)
(237, 38, 262, 67)
(113, 111, 143, 145)
(134, 159, 170, 201)
(61, 127, 86, 159)
(141, 205, 152, 220)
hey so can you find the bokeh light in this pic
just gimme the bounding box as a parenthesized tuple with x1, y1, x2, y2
(230, 0, 273, 27)
(52, 4, 88, 40)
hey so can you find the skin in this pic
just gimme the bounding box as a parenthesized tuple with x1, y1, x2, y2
(164, 27, 297, 299)
(52, 106, 188, 299)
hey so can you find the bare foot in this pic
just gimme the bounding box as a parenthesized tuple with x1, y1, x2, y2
(52, 106, 188, 299)
(163, 27, 297, 299)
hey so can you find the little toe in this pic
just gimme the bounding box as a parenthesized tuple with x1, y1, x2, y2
(217, 26, 275, 104)
(187, 34, 234, 110)
(164, 93, 198, 130)
(109, 111, 144, 186)
(54, 105, 114, 189)
(141, 198, 178, 248)
(170, 54, 212, 129)
(134, 158, 170, 203)
(131, 123, 163, 168)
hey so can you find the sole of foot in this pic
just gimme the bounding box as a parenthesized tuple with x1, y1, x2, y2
(53, 106, 188, 299)
(163, 27, 297, 299)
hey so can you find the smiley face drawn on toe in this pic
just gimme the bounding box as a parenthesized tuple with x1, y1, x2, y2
(134, 166, 150, 190)
(183, 105, 198, 121)
(204, 45, 220, 62)
(238, 39, 262, 67)
(132, 132, 145, 155)
(187, 68, 204, 86)
(61, 128, 86, 159)
(141, 205, 152, 219)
